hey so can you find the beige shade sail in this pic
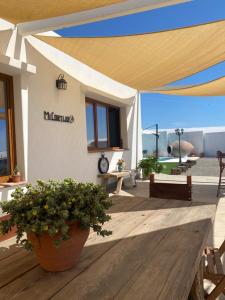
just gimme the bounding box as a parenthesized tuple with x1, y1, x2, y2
(152, 76, 225, 96)
(38, 19, 225, 91)
(0, 0, 124, 24)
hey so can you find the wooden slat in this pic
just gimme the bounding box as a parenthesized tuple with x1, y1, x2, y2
(204, 273, 224, 283)
(219, 240, 225, 256)
(206, 277, 225, 300)
(0, 250, 37, 288)
(207, 254, 215, 274)
(214, 249, 224, 275)
(0, 237, 21, 262)
(150, 182, 192, 201)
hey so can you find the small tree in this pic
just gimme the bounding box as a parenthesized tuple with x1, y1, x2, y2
(138, 156, 162, 179)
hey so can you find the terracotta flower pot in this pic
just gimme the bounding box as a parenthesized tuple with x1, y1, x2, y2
(11, 174, 21, 183)
(27, 222, 90, 272)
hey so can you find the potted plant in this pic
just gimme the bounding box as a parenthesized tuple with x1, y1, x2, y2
(0, 178, 112, 272)
(138, 155, 162, 179)
(11, 166, 21, 183)
(117, 159, 125, 172)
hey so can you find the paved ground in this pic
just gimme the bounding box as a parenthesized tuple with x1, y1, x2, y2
(190, 158, 219, 177)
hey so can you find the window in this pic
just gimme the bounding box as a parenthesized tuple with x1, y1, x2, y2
(85, 98, 121, 150)
(0, 74, 16, 182)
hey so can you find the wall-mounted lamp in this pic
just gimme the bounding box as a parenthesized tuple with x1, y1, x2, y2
(56, 74, 67, 90)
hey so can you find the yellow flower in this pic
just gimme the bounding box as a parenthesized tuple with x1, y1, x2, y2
(44, 204, 48, 210)
(43, 225, 48, 231)
(32, 210, 37, 216)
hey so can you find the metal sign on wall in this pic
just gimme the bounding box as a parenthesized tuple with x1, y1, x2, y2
(44, 111, 74, 123)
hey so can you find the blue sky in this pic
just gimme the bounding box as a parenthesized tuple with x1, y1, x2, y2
(57, 0, 225, 129)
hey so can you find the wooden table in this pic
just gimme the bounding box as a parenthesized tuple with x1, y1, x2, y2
(0, 196, 216, 300)
(98, 171, 130, 194)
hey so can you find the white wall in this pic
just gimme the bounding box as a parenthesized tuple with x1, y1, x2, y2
(25, 42, 138, 183)
(204, 132, 225, 157)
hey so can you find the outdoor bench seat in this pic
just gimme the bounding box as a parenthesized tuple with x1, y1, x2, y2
(98, 170, 131, 194)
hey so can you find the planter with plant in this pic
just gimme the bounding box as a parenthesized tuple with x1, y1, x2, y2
(117, 159, 125, 172)
(11, 166, 21, 183)
(0, 178, 112, 272)
(138, 156, 162, 179)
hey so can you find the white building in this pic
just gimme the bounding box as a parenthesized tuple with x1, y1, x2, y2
(0, 24, 141, 202)
(0, 0, 191, 204)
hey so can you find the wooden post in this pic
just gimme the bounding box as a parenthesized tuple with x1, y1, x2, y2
(187, 175, 192, 186)
(149, 173, 154, 198)
(149, 173, 155, 183)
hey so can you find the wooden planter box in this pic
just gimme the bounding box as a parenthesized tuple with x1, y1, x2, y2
(149, 174, 192, 201)
(0, 214, 16, 242)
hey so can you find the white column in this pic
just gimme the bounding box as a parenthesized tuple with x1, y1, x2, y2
(13, 74, 29, 181)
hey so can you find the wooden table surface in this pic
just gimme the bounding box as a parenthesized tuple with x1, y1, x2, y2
(0, 196, 216, 300)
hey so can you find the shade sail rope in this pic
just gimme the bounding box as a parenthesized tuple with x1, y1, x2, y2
(151, 75, 225, 96)
(37, 19, 225, 91)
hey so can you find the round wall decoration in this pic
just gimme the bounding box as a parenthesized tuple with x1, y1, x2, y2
(98, 153, 109, 174)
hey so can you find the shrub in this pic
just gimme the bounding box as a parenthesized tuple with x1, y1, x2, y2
(0, 178, 112, 249)
(138, 156, 162, 178)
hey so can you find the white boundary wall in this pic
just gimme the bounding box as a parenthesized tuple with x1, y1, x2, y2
(204, 132, 225, 157)
(143, 127, 225, 158)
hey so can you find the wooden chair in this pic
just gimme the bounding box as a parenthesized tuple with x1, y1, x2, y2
(217, 151, 225, 197)
(203, 240, 225, 299)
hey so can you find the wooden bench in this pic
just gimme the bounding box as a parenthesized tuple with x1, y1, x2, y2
(203, 240, 225, 300)
(149, 173, 192, 201)
(98, 171, 130, 194)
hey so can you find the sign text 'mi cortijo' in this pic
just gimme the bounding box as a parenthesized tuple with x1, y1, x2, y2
(44, 111, 74, 123)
